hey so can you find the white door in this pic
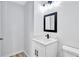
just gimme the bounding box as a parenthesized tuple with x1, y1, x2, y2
(0, 1, 2, 57)
(46, 42, 58, 57)
(32, 41, 45, 57)
(0, 38, 2, 57)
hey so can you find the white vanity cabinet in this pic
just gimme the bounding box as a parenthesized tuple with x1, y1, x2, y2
(32, 38, 58, 57)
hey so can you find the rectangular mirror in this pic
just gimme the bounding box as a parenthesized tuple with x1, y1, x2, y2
(44, 12, 57, 32)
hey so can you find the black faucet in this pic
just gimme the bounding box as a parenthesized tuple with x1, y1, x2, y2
(45, 34, 49, 39)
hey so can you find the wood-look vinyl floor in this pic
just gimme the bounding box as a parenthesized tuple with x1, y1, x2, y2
(10, 52, 27, 57)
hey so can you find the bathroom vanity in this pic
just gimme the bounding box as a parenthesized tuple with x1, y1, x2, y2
(31, 11, 58, 57)
(32, 38, 58, 57)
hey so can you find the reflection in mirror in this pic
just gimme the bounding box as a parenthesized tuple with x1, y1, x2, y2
(50, 15, 55, 30)
(46, 16, 50, 30)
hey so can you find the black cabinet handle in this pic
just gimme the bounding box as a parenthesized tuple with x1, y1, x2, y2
(35, 49, 38, 56)
(35, 49, 37, 56)
(37, 50, 38, 56)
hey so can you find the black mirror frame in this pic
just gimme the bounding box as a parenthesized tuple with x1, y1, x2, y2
(44, 12, 57, 32)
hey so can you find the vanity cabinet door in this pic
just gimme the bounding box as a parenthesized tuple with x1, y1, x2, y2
(46, 42, 58, 57)
(32, 41, 45, 57)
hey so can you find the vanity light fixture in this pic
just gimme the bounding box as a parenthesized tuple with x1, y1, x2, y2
(40, 1, 62, 13)
(43, 1, 52, 7)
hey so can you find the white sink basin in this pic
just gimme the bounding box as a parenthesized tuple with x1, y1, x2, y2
(33, 38, 57, 46)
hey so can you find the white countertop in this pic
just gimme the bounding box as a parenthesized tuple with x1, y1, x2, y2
(32, 38, 58, 46)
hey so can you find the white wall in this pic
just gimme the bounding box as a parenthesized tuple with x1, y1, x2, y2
(24, 1, 34, 56)
(2, 2, 24, 56)
(34, 2, 44, 35)
(0, 2, 1, 35)
(0, 2, 2, 57)
(34, 1, 79, 56)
